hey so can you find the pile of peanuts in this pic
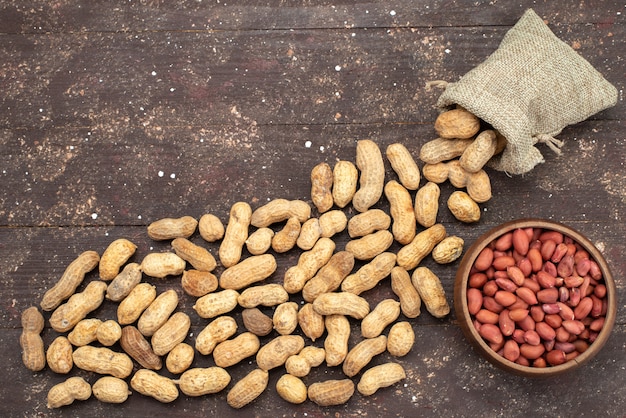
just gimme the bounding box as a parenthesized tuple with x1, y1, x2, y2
(467, 227, 609, 367)
(19, 108, 521, 409)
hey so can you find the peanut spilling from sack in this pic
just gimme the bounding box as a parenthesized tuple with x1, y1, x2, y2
(22, 130, 515, 411)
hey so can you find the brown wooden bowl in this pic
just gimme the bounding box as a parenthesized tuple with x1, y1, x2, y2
(454, 219, 617, 377)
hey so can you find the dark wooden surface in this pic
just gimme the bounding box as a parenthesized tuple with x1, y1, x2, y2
(1, 1, 624, 417)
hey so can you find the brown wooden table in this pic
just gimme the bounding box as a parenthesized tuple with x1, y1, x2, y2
(1, 1, 624, 416)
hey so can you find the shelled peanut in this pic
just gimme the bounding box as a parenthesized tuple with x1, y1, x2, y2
(467, 227, 609, 367)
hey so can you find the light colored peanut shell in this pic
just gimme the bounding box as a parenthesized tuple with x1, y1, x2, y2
(246, 227, 275, 255)
(345, 229, 394, 260)
(347, 209, 391, 238)
(140, 252, 186, 279)
(357, 362, 406, 396)
(396, 224, 447, 270)
(171, 237, 217, 272)
(414, 181, 440, 228)
(432, 236, 464, 264)
(384, 180, 416, 245)
(308, 379, 354, 406)
(434, 108, 480, 139)
(99, 238, 137, 281)
(117, 283, 157, 325)
(341, 252, 396, 296)
(332, 160, 358, 208)
(130, 369, 179, 403)
(181, 269, 218, 297)
(219, 254, 277, 290)
(92, 376, 131, 404)
(47, 376, 91, 409)
(256, 335, 305, 371)
(198, 213, 225, 242)
(323, 314, 350, 367)
(195, 316, 238, 355)
(353, 139, 385, 212)
(237, 284, 289, 308)
(387, 321, 415, 357)
(46, 336, 73, 374)
(311, 162, 334, 213)
(193, 289, 239, 318)
(219, 201, 252, 268)
(41, 250, 100, 311)
(361, 299, 401, 338)
(106, 262, 142, 302)
(250, 199, 311, 228)
(178, 367, 231, 396)
(386, 143, 421, 190)
(72, 346, 133, 379)
(151, 311, 191, 356)
(447, 191, 481, 223)
(147, 216, 197, 240)
(165, 342, 194, 374)
(213, 332, 260, 368)
(342, 335, 387, 377)
(411, 267, 450, 318)
(390, 266, 421, 318)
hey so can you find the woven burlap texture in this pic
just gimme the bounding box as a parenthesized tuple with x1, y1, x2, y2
(436, 8, 618, 174)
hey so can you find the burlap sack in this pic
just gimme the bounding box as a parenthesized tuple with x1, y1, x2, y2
(435, 9, 618, 174)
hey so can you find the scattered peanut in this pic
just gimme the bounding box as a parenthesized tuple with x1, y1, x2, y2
(302, 251, 355, 302)
(434, 108, 480, 139)
(308, 379, 354, 406)
(297, 218, 322, 250)
(219, 254, 277, 290)
(361, 299, 401, 338)
(341, 252, 396, 295)
(177, 367, 231, 396)
(245, 227, 275, 255)
(96, 319, 122, 346)
(414, 181, 440, 228)
(73, 346, 133, 378)
(120, 325, 162, 370)
(237, 284, 289, 308)
(412, 267, 450, 318)
(271, 216, 301, 253)
(386, 143, 420, 190)
(92, 376, 131, 404)
(323, 314, 351, 367)
(20, 306, 46, 371)
(106, 262, 142, 302)
(166, 342, 194, 374)
(357, 362, 406, 396)
(283, 237, 335, 294)
(67, 318, 102, 346)
(432, 236, 465, 264)
(311, 162, 334, 213)
(347, 208, 391, 238)
(332, 160, 358, 208)
(397, 223, 447, 270)
(195, 316, 238, 355)
(130, 369, 179, 403)
(385, 180, 417, 244)
(171, 237, 217, 272)
(419, 137, 473, 164)
(181, 269, 218, 297)
(276, 374, 307, 404)
(198, 213, 225, 242)
(459, 129, 497, 173)
(46, 336, 73, 374)
(353, 139, 385, 212)
(117, 283, 157, 325)
(213, 332, 261, 368)
(219, 201, 252, 268)
(273, 301, 299, 335)
(447, 190, 481, 223)
(250, 199, 310, 228)
(193, 289, 239, 318)
(47, 376, 91, 409)
(226, 368, 269, 409)
(313, 292, 370, 319)
(41, 250, 100, 311)
(390, 266, 422, 318)
(297, 303, 325, 342)
(318, 209, 348, 238)
(140, 252, 186, 278)
(342, 335, 387, 377)
(387, 321, 415, 357)
(241, 308, 273, 337)
(151, 311, 191, 356)
(345, 229, 394, 260)
(147, 216, 197, 241)
(256, 335, 305, 371)
(285, 346, 326, 377)
(50, 280, 108, 333)
(99, 238, 137, 281)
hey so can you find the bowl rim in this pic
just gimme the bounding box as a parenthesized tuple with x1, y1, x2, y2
(454, 218, 617, 377)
